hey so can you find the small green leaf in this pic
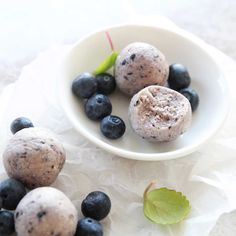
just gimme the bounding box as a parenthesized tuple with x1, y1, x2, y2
(94, 51, 118, 75)
(144, 187, 191, 225)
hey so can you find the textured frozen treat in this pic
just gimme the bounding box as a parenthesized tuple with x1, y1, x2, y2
(15, 187, 78, 236)
(115, 42, 169, 96)
(3, 128, 65, 189)
(129, 85, 192, 142)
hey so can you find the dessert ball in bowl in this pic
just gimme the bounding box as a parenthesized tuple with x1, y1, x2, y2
(59, 24, 229, 161)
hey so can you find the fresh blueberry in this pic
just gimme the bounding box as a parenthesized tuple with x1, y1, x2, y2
(72, 72, 97, 99)
(10, 117, 34, 134)
(179, 88, 199, 112)
(100, 115, 126, 139)
(81, 191, 111, 221)
(95, 73, 116, 95)
(168, 64, 191, 90)
(75, 218, 103, 236)
(85, 94, 112, 121)
(0, 178, 27, 210)
(0, 211, 15, 236)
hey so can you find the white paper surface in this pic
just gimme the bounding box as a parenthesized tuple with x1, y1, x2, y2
(0, 18, 236, 236)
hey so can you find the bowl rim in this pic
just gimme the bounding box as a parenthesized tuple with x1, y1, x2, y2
(59, 23, 230, 161)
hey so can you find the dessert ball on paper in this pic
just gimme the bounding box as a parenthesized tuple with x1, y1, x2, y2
(129, 85, 192, 142)
(3, 128, 65, 189)
(15, 187, 78, 236)
(115, 42, 169, 96)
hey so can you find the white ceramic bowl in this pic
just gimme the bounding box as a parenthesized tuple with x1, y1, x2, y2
(59, 24, 229, 161)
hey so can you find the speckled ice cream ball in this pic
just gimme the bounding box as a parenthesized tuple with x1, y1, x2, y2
(115, 42, 169, 96)
(129, 85, 192, 142)
(15, 187, 78, 236)
(3, 127, 66, 189)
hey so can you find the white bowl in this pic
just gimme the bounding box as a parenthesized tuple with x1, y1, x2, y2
(59, 24, 229, 161)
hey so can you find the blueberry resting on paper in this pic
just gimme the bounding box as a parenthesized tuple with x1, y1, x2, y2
(81, 191, 111, 221)
(10, 117, 34, 134)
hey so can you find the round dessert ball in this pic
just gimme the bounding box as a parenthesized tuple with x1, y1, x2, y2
(129, 85, 192, 142)
(15, 187, 78, 236)
(115, 42, 169, 96)
(3, 128, 66, 189)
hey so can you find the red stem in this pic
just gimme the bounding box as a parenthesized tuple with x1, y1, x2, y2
(143, 180, 156, 199)
(105, 31, 114, 51)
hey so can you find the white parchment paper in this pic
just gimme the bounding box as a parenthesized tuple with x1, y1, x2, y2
(0, 19, 236, 236)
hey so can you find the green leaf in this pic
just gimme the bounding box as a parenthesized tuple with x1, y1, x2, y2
(94, 51, 118, 75)
(143, 187, 191, 225)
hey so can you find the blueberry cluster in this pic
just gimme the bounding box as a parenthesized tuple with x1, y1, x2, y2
(168, 64, 199, 112)
(75, 191, 111, 236)
(7, 117, 112, 236)
(72, 72, 126, 139)
(0, 178, 27, 235)
(0, 178, 111, 236)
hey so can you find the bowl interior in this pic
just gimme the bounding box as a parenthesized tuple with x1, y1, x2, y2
(60, 25, 228, 160)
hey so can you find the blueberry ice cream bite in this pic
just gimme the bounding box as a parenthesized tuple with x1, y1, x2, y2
(129, 85, 192, 142)
(3, 127, 66, 189)
(15, 187, 78, 236)
(115, 42, 169, 96)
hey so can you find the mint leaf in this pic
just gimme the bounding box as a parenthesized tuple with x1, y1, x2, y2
(94, 51, 118, 76)
(143, 183, 191, 225)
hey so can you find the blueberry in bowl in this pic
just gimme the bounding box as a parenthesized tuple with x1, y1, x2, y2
(179, 88, 199, 112)
(85, 94, 112, 121)
(72, 72, 97, 99)
(96, 73, 116, 95)
(100, 115, 126, 139)
(168, 63, 191, 91)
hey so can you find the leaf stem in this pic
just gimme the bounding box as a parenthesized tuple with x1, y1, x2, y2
(105, 31, 114, 52)
(143, 180, 157, 199)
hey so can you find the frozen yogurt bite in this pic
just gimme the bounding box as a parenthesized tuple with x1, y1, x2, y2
(15, 187, 78, 236)
(3, 127, 66, 189)
(115, 42, 169, 96)
(129, 85, 192, 142)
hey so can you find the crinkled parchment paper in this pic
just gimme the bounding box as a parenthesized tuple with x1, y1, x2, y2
(0, 19, 236, 236)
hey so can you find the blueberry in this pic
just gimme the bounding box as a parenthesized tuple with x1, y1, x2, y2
(96, 73, 116, 95)
(75, 218, 103, 236)
(10, 117, 34, 134)
(179, 88, 199, 112)
(85, 94, 112, 121)
(0, 178, 27, 210)
(72, 72, 97, 99)
(0, 211, 15, 236)
(81, 191, 111, 221)
(168, 64, 191, 90)
(100, 115, 126, 139)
